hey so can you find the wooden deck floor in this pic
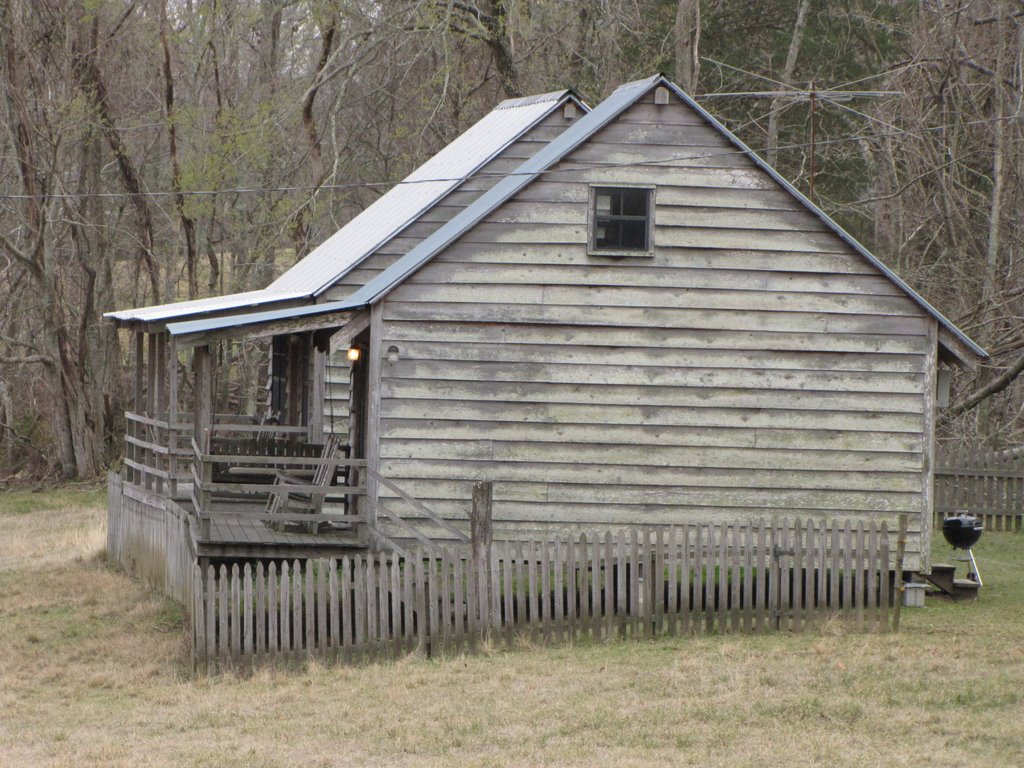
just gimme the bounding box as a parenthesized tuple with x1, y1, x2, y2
(173, 490, 366, 560)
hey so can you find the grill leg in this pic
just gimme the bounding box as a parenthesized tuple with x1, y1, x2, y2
(966, 548, 983, 587)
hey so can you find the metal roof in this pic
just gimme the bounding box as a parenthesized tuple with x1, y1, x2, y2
(104, 289, 306, 323)
(166, 298, 365, 338)
(106, 88, 582, 326)
(266, 88, 582, 297)
(342, 74, 986, 360)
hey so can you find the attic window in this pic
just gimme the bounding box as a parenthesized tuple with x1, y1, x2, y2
(590, 186, 653, 255)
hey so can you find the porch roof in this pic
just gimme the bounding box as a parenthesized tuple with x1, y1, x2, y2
(104, 289, 307, 324)
(166, 298, 366, 348)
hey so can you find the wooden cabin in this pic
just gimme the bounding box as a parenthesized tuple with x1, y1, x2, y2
(106, 75, 983, 586)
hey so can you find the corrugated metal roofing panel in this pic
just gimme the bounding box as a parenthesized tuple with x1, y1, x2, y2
(267, 89, 579, 297)
(166, 297, 366, 338)
(344, 74, 985, 360)
(104, 289, 307, 323)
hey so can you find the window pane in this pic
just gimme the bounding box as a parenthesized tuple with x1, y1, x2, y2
(620, 188, 648, 216)
(620, 220, 647, 249)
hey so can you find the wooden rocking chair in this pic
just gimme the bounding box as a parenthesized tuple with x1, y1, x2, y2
(264, 435, 341, 534)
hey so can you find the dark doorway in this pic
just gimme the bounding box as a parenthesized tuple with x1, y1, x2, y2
(347, 329, 370, 461)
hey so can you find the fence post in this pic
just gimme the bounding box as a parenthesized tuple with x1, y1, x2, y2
(470, 481, 494, 637)
(891, 514, 909, 632)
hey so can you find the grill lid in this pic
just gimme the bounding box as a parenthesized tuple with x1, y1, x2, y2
(942, 513, 983, 550)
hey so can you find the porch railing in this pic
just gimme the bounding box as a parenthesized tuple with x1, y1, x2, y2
(190, 435, 369, 538)
(123, 410, 315, 496)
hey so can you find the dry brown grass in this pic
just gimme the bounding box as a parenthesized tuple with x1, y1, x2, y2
(2, 492, 1023, 767)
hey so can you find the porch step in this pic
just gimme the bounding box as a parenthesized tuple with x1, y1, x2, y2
(925, 563, 980, 601)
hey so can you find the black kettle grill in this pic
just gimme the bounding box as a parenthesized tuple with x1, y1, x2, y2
(941, 512, 984, 585)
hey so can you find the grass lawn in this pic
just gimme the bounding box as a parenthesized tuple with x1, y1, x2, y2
(1, 489, 1022, 767)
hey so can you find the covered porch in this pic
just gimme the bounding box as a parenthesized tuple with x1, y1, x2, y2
(112, 299, 396, 559)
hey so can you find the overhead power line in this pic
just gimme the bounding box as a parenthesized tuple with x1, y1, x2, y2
(0, 113, 1019, 203)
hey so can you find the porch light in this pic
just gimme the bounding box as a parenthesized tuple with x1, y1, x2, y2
(387, 345, 400, 363)
(346, 346, 361, 362)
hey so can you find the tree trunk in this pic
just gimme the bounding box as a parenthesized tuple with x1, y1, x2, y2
(767, 0, 810, 164)
(674, 0, 700, 94)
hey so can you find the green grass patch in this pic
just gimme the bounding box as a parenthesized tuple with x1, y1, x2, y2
(0, 485, 106, 516)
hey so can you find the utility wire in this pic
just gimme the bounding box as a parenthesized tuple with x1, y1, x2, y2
(0, 113, 1020, 202)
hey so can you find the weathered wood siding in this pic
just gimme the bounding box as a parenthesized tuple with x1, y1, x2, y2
(323, 349, 351, 441)
(373, 90, 933, 570)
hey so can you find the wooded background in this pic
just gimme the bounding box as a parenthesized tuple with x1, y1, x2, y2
(1, 0, 1022, 481)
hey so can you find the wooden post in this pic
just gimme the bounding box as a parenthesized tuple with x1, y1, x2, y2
(891, 514, 909, 632)
(362, 303, 384, 546)
(155, 332, 168, 495)
(286, 335, 303, 429)
(470, 481, 494, 564)
(167, 337, 179, 499)
(146, 331, 159, 490)
(921, 318, 938, 572)
(470, 480, 494, 635)
(132, 331, 145, 484)
(308, 332, 327, 442)
(193, 345, 213, 539)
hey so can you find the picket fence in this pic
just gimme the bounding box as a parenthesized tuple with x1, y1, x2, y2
(192, 516, 906, 672)
(935, 444, 1024, 530)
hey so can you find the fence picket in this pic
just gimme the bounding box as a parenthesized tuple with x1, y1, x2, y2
(503, 542, 515, 647)
(243, 564, 253, 659)
(879, 523, 890, 633)
(717, 524, 728, 635)
(453, 550, 465, 654)
(410, 549, 423, 657)
(742, 522, 753, 632)
(313, 561, 325, 659)
(730, 523, 741, 633)
(541, 540, 551, 644)
(854, 522, 865, 633)
(591, 533, 602, 642)
(867, 522, 879, 634)
(843, 521, 854, 620)
(329, 561, 340, 659)
(439, 547, 451, 657)
(292, 560, 303, 662)
(605, 531, 615, 640)
(680, 524, 691, 634)
(552, 539, 564, 644)
(194, 565, 206, 673)
(255, 562, 266, 659)
(667, 527, 678, 636)
(755, 519, 767, 632)
(304, 561, 315, 656)
(643, 528, 651, 643)
(268, 562, 278, 659)
(354, 555, 365, 662)
(341, 556, 353, 664)
(704, 525, 715, 634)
(278, 562, 290, 665)
(792, 519, 803, 633)
(628, 529, 640, 638)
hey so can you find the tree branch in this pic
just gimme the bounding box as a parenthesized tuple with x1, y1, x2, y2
(942, 352, 1024, 421)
